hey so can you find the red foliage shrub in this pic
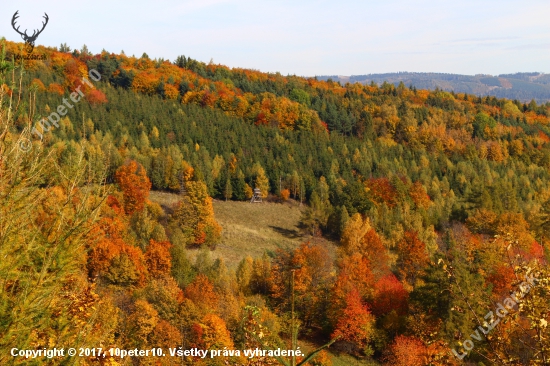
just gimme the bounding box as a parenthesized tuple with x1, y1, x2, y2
(486, 264, 515, 296)
(48, 83, 65, 95)
(280, 188, 290, 201)
(366, 177, 397, 207)
(87, 89, 108, 105)
(371, 274, 408, 316)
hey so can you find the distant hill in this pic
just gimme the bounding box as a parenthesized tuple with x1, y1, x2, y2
(316, 72, 550, 103)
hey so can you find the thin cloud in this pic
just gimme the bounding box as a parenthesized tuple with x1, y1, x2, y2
(507, 43, 550, 50)
(445, 36, 521, 44)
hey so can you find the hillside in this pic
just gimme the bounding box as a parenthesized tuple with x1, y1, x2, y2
(317, 72, 550, 103)
(2, 37, 550, 365)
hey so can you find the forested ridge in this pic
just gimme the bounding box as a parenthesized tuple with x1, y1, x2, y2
(2, 39, 550, 365)
(317, 72, 550, 104)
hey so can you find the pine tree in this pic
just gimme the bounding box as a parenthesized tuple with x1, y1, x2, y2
(236, 256, 254, 295)
(232, 169, 247, 201)
(339, 205, 349, 236)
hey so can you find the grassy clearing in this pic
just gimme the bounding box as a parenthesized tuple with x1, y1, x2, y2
(149, 191, 182, 212)
(211, 198, 339, 269)
(149, 191, 321, 268)
(211, 199, 307, 268)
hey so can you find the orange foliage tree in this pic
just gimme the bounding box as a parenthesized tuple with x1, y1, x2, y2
(360, 229, 390, 279)
(127, 299, 159, 346)
(271, 242, 334, 328)
(306, 350, 333, 366)
(87, 215, 147, 286)
(145, 239, 172, 278)
(331, 288, 375, 356)
(340, 214, 390, 279)
(48, 83, 65, 95)
(396, 231, 429, 287)
(409, 181, 431, 209)
(328, 255, 374, 332)
(383, 335, 426, 366)
(31, 78, 46, 91)
(280, 188, 291, 201)
(486, 263, 515, 297)
(189, 314, 234, 360)
(185, 274, 219, 311)
(149, 319, 182, 349)
(115, 160, 152, 215)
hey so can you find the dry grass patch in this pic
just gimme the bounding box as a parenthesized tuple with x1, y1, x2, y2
(212, 199, 306, 268)
(149, 191, 327, 268)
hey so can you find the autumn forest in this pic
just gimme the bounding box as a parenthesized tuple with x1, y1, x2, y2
(1, 39, 550, 365)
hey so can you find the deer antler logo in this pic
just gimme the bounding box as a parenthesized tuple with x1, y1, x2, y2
(11, 11, 49, 54)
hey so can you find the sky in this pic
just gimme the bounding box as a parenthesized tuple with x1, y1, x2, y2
(1, 0, 549, 76)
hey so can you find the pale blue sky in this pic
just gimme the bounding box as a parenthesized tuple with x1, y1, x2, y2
(1, 0, 549, 76)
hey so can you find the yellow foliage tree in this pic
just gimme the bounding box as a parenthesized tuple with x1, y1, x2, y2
(340, 213, 371, 254)
(127, 300, 159, 346)
(253, 162, 270, 198)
